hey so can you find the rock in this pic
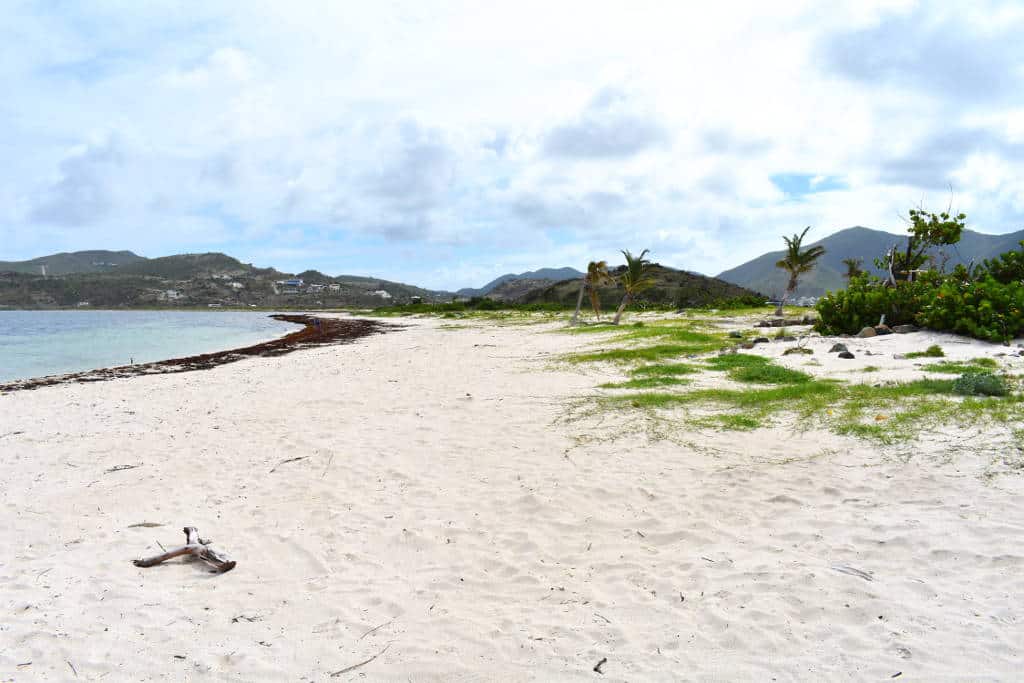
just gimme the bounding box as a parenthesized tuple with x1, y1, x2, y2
(728, 330, 743, 339)
(856, 327, 877, 338)
(829, 343, 849, 353)
(892, 324, 918, 334)
(783, 347, 813, 356)
(893, 353, 907, 360)
(777, 336, 797, 342)
(864, 350, 876, 356)
(740, 342, 755, 349)
(753, 337, 771, 344)
(838, 351, 856, 359)
(874, 324, 892, 335)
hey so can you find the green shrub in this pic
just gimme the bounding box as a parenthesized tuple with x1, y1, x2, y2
(975, 241, 1024, 285)
(815, 275, 937, 335)
(953, 371, 1008, 397)
(916, 275, 1024, 343)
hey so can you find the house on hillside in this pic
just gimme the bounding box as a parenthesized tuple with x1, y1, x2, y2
(308, 283, 326, 293)
(369, 289, 392, 299)
(161, 289, 184, 301)
(276, 278, 304, 288)
(327, 283, 341, 292)
(228, 281, 244, 290)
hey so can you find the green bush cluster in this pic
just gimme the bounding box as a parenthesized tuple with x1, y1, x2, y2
(953, 371, 1008, 397)
(815, 238, 1024, 343)
(814, 274, 936, 335)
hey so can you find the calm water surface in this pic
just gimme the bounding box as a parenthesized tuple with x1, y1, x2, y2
(0, 310, 297, 383)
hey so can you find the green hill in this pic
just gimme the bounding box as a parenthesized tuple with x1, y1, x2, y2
(117, 252, 252, 279)
(521, 263, 762, 308)
(716, 226, 1024, 297)
(0, 250, 145, 275)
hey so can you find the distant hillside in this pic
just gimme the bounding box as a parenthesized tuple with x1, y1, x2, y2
(716, 226, 1024, 297)
(0, 250, 145, 275)
(487, 278, 557, 302)
(521, 264, 761, 308)
(117, 252, 254, 279)
(457, 267, 583, 297)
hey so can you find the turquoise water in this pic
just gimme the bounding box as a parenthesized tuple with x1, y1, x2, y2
(0, 310, 297, 383)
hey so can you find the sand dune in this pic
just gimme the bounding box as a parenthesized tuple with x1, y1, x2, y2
(2, 316, 1022, 680)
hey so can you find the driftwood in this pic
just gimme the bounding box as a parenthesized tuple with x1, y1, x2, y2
(133, 527, 236, 573)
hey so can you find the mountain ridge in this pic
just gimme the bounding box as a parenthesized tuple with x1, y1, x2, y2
(716, 226, 1024, 297)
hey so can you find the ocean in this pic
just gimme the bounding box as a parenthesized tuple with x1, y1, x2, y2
(0, 310, 297, 383)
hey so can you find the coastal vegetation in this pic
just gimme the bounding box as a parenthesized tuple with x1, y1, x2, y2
(816, 208, 1024, 343)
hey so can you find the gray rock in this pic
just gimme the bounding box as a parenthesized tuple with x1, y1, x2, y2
(856, 327, 877, 338)
(874, 324, 892, 335)
(892, 324, 918, 334)
(753, 337, 771, 344)
(838, 351, 856, 359)
(829, 343, 849, 353)
(893, 353, 907, 360)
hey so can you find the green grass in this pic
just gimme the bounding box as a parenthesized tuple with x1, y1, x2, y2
(630, 363, 700, 376)
(599, 376, 691, 390)
(702, 353, 811, 384)
(862, 366, 880, 372)
(922, 358, 999, 374)
(567, 344, 705, 364)
(906, 344, 945, 359)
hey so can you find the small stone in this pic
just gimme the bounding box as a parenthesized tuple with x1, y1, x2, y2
(753, 337, 771, 344)
(838, 351, 855, 359)
(856, 327, 877, 338)
(874, 325, 892, 335)
(893, 353, 906, 360)
(829, 343, 849, 353)
(892, 325, 918, 334)
(740, 342, 755, 349)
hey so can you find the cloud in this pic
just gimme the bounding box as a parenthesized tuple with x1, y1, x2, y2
(878, 127, 1024, 189)
(29, 136, 123, 226)
(543, 86, 670, 159)
(820, 5, 1024, 100)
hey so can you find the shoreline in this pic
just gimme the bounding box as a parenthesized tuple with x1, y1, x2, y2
(0, 314, 397, 393)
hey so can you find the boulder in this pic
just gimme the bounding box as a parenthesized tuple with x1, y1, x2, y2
(856, 326, 877, 338)
(874, 324, 892, 335)
(753, 337, 771, 344)
(838, 351, 856, 359)
(829, 343, 849, 353)
(892, 324, 918, 334)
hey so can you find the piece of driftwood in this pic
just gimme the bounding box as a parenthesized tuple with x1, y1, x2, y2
(133, 527, 236, 573)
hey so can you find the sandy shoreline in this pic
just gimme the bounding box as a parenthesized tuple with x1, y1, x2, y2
(2, 315, 1023, 680)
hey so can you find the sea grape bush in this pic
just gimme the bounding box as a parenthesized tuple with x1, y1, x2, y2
(816, 211, 1024, 343)
(917, 276, 1024, 343)
(814, 274, 936, 335)
(953, 371, 1009, 397)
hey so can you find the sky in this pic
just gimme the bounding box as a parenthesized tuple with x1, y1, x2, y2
(2, 0, 1024, 290)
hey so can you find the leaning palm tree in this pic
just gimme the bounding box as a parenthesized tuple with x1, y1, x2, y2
(571, 260, 613, 324)
(774, 227, 826, 316)
(612, 249, 656, 324)
(842, 257, 864, 282)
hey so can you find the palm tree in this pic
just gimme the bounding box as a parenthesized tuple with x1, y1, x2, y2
(612, 249, 656, 324)
(842, 257, 864, 282)
(774, 227, 825, 316)
(570, 260, 613, 324)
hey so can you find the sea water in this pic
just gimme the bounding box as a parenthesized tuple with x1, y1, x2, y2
(0, 310, 297, 383)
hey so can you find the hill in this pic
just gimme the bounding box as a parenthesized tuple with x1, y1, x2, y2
(117, 252, 256, 279)
(0, 250, 145, 275)
(457, 267, 583, 297)
(521, 264, 762, 309)
(716, 226, 1024, 297)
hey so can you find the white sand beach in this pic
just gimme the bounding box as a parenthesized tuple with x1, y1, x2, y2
(2, 315, 1023, 681)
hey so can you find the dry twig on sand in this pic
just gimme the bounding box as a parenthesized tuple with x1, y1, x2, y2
(330, 643, 392, 677)
(133, 527, 236, 573)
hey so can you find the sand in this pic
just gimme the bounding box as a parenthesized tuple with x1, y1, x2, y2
(2, 314, 1023, 680)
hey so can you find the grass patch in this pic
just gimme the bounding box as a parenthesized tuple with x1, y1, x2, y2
(732, 364, 812, 385)
(599, 376, 691, 390)
(567, 344, 707, 364)
(922, 358, 999, 374)
(862, 366, 880, 372)
(630, 363, 699, 377)
(703, 353, 769, 370)
(906, 344, 945, 359)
